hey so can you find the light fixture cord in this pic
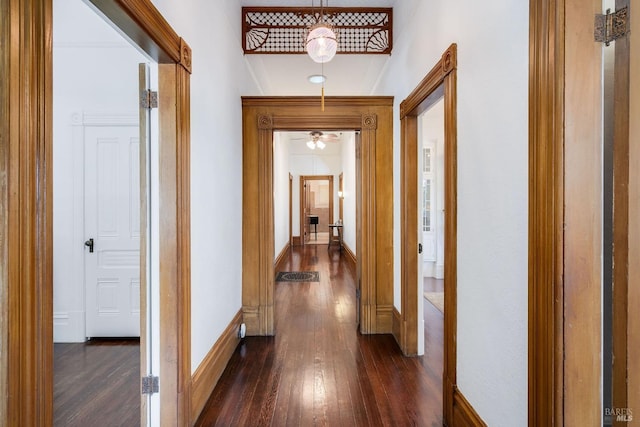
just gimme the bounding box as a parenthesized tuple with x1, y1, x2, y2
(321, 60, 325, 111)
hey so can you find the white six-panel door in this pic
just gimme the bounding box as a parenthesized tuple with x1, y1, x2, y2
(84, 125, 140, 338)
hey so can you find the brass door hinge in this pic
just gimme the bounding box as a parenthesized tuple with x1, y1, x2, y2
(595, 7, 629, 46)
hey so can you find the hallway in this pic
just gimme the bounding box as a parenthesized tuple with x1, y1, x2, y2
(196, 245, 443, 426)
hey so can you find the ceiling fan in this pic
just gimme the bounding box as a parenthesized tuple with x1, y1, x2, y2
(292, 131, 341, 150)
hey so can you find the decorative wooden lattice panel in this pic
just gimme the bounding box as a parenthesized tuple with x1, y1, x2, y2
(242, 7, 392, 55)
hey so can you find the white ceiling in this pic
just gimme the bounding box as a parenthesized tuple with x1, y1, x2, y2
(240, 0, 396, 96)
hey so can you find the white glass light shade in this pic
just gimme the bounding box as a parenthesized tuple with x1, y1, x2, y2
(316, 140, 326, 149)
(306, 140, 316, 150)
(306, 24, 337, 63)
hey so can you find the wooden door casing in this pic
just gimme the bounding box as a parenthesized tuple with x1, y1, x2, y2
(242, 97, 394, 337)
(399, 44, 457, 424)
(0, 0, 193, 424)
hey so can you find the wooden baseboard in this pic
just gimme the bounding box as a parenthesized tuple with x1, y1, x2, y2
(292, 236, 301, 246)
(376, 304, 393, 333)
(392, 307, 402, 347)
(274, 242, 290, 270)
(190, 310, 242, 423)
(343, 242, 356, 270)
(452, 386, 487, 427)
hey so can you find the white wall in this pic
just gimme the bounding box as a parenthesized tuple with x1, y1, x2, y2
(149, 0, 261, 373)
(53, 0, 150, 342)
(375, 1, 529, 425)
(340, 132, 357, 253)
(273, 133, 290, 257)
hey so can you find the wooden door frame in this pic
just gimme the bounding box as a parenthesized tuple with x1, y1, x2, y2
(289, 173, 293, 247)
(398, 44, 457, 424)
(529, 0, 605, 424)
(299, 175, 334, 243)
(339, 172, 344, 222)
(0, 0, 192, 424)
(242, 96, 394, 336)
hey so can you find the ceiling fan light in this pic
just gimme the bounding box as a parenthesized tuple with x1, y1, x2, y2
(316, 140, 326, 149)
(306, 23, 337, 63)
(306, 140, 316, 150)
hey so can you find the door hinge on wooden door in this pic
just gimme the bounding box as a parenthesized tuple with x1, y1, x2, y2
(141, 375, 159, 394)
(595, 7, 629, 46)
(140, 89, 158, 109)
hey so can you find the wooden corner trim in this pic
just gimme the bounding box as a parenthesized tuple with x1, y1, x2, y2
(258, 114, 273, 130)
(190, 310, 242, 423)
(400, 43, 457, 119)
(442, 44, 457, 74)
(179, 38, 192, 73)
(362, 114, 377, 130)
(452, 387, 488, 427)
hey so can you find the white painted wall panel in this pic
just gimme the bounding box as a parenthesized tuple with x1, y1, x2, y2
(149, 0, 262, 374)
(375, 1, 529, 425)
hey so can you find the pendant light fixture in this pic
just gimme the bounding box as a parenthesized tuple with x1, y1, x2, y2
(306, 0, 337, 64)
(306, 0, 336, 111)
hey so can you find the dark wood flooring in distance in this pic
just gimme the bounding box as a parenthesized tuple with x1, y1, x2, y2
(196, 245, 444, 426)
(54, 339, 140, 426)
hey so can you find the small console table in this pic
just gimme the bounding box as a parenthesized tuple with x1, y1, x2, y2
(328, 223, 343, 251)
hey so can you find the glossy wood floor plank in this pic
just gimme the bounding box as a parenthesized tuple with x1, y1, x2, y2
(53, 339, 140, 427)
(196, 245, 443, 426)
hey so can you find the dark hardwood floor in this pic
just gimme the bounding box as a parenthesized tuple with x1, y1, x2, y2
(52, 248, 444, 426)
(54, 339, 140, 426)
(196, 244, 444, 426)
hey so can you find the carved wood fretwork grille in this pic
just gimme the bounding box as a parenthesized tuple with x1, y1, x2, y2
(242, 7, 392, 55)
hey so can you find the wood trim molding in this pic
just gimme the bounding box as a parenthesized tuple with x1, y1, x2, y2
(191, 310, 242, 423)
(399, 43, 457, 426)
(1, 0, 53, 424)
(452, 387, 487, 427)
(158, 62, 192, 426)
(87, 0, 188, 69)
(530, 1, 605, 425)
(242, 96, 394, 108)
(392, 307, 402, 346)
(563, 1, 602, 424)
(274, 242, 290, 269)
(342, 242, 356, 271)
(299, 175, 334, 244)
(528, 1, 565, 425)
(242, 97, 393, 337)
(2, 0, 192, 425)
(400, 44, 456, 119)
(612, 0, 631, 421)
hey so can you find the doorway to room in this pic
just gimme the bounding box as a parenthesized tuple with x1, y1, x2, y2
(301, 176, 333, 245)
(242, 96, 394, 337)
(399, 44, 457, 424)
(417, 96, 445, 359)
(52, 1, 158, 424)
